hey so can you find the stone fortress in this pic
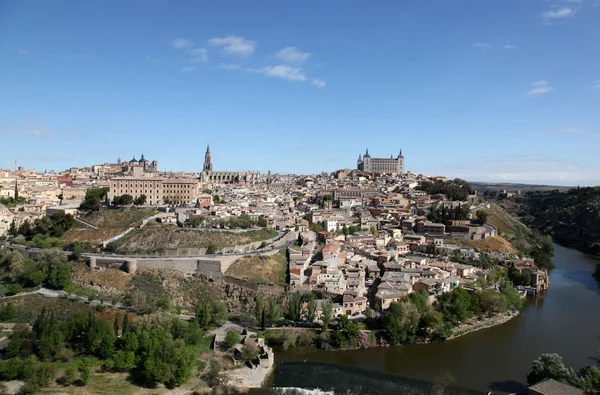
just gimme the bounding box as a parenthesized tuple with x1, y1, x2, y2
(357, 148, 404, 174)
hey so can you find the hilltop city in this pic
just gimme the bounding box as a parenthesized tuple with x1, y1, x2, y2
(0, 146, 564, 393)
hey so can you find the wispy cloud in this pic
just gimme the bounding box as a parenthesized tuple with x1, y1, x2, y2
(526, 80, 554, 97)
(504, 44, 518, 50)
(208, 35, 256, 56)
(16, 49, 30, 55)
(171, 38, 208, 64)
(311, 79, 326, 88)
(275, 47, 311, 64)
(420, 155, 599, 185)
(219, 63, 241, 70)
(260, 65, 308, 82)
(541, 6, 576, 21)
(473, 42, 492, 50)
(180, 66, 195, 72)
(188, 48, 207, 63)
(172, 38, 193, 50)
(0, 122, 82, 140)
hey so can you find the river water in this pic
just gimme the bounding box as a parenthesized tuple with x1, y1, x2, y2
(265, 244, 600, 394)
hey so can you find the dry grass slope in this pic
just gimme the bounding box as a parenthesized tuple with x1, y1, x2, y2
(485, 203, 529, 239)
(114, 226, 277, 252)
(465, 236, 517, 254)
(61, 228, 126, 245)
(81, 207, 157, 228)
(225, 250, 288, 284)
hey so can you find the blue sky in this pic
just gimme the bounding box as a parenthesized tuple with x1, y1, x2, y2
(1, 0, 599, 185)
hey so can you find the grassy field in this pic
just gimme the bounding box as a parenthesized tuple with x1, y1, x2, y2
(225, 250, 288, 284)
(112, 226, 278, 253)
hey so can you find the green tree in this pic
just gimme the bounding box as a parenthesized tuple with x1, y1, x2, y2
(86, 317, 116, 359)
(8, 219, 17, 236)
(205, 244, 218, 255)
(241, 343, 260, 362)
(426, 243, 437, 255)
(62, 364, 77, 386)
(136, 331, 193, 386)
(384, 300, 421, 344)
(306, 298, 317, 322)
(321, 298, 333, 329)
(255, 295, 265, 323)
(267, 297, 282, 323)
(134, 194, 147, 205)
(114, 314, 120, 337)
(196, 305, 212, 330)
(224, 330, 241, 349)
(476, 209, 489, 225)
(286, 293, 303, 321)
(122, 313, 130, 334)
(527, 353, 576, 386)
(78, 358, 92, 385)
(47, 265, 72, 290)
(79, 187, 108, 211)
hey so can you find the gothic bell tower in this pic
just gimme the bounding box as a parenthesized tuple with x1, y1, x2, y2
(203, 145, 213, 172)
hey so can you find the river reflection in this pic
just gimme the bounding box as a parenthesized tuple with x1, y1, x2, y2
(271, 244, 600, 394)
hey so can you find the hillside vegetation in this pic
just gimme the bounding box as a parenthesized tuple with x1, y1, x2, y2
(108, 226, 278, 254)
(516, 187, 600, 255)
(486, 203, 529, 238)
(225, 250, 288, 284)
(478, 203, 555, 268)
(80, 207, 157, 228)
(61, 208, 157, 247)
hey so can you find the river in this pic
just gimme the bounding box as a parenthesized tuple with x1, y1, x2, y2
(264, 243, 600, 394)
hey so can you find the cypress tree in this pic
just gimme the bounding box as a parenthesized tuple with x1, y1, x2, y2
(114, 313, 120, 337)
(122, 313, 129, 334)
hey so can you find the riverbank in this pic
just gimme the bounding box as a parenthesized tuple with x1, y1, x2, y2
(448, 311, 520, 340)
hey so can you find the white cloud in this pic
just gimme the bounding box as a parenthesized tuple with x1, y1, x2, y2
(541, 7, 576, 22)
(0, 122, 82, 140)
(172, 38, 193, 49)
(420, 155, 599, 185)
(526, 80, 554, 97)
(16, 49, 30, 55)
(260, 65, 308, 82)
(208, 35, 256, 56)
(189, 48, 208, 63)
(180, 67, 195, 72)
(275, 47, 311, 64)
(473, 42, 492, 50)
(145, 57, 161, 64)
(504, 44, 518, 49)
(219, 63, 241, 70)
(311, 79, 326, 88)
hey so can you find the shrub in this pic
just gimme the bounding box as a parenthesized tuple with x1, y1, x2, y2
(224, 330, 240, 349)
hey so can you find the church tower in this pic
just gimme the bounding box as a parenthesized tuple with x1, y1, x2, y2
(203, 145, 213, 172)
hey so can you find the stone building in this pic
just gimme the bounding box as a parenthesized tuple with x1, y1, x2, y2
(357, 148, 404, 174)
(199, 145, 259, 184)
(109, 177, 199, 205)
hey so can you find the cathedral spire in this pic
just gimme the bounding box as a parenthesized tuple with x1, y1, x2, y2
(203, 144, 213, 172)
